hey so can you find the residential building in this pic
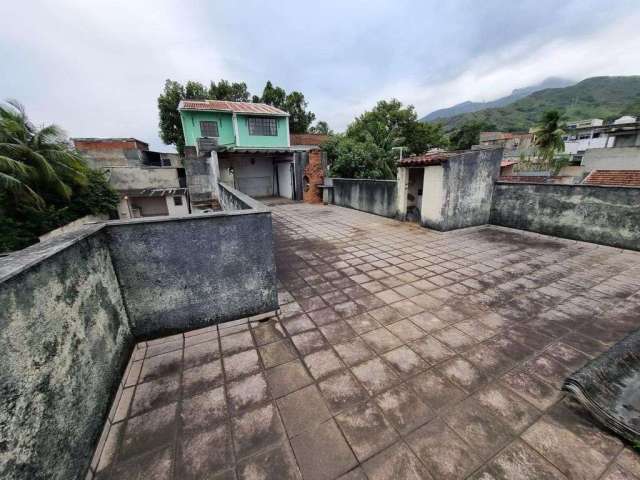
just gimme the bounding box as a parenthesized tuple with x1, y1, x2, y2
(562, 118, 608, 161)
(73, 138, 189, 219)
(478, 131, 535, 159)
(178, 100, 314, 206)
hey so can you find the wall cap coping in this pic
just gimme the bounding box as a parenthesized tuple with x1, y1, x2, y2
(0, 223, 106, 284)
(0, 202, 271, 284)
(495, 181, 640, 190)
(331, 177, 397, 183)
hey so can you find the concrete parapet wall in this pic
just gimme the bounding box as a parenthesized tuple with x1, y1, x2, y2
(0, 195, 278, 478)
(490, 182, 640, 250)
(0, 227, 132, 479)
(107, 207, 277, 338)
(331, 178, 398, 218)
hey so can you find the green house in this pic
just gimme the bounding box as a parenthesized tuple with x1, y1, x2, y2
(178, 99, 290, 151)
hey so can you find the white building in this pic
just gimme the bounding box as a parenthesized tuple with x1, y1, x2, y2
(562, 119, 608, 157)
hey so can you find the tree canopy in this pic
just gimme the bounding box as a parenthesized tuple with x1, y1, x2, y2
(327, 99, 448, 179)
(309, 121, 332, 135)
(448, 119, 496, 150)
(0, 100, 118, 252)
(158, 79, 315, 152)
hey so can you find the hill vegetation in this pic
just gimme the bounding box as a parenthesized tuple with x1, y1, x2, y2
(421, 77, 572, 122)
(425, 76, 640, 132)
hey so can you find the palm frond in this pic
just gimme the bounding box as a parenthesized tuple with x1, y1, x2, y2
(0, 155, 31, 176)
(0, 172, 44, 207)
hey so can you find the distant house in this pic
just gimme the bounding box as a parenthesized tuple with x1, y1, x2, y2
(73, 138, 189, 219)
(179, 100, 323, 206)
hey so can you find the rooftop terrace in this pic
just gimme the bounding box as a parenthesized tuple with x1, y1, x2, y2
(91, 203, 640, 480)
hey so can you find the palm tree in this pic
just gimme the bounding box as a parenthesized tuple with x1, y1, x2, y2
(533, 110, 565, 171)
(0, 100, 87, 208)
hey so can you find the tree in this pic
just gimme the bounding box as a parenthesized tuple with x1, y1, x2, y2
(284, 91, 316, 134)
(253, 82, 316, 134)
(324, 135, 394, 180)
(210, 80, 250, 102)
(0, 100, 87, 207)
(347, 99, 447, 155)
(255, 81, 286, 109)
(324, 99, 448, 179)
(158, 80, 186, 153)
(448, 119, 496, 150)
(0, 100, 118, 252)
(309, 121, 332, 135)
(533, 110, 565, 170)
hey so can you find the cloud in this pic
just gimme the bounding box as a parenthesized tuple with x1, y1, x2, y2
(1, 0, 639, 150)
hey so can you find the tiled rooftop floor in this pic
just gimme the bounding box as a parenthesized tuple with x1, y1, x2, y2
(92, 203, 640, 480)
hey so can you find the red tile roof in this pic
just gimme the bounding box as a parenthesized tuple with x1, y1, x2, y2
(583, 170, 640, 187)
(178, 100, 288, 116)
(397, 151, 455, 167)
(501, 160, 518, 167)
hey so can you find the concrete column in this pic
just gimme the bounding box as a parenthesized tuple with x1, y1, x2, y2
(396, 167, 409, 220)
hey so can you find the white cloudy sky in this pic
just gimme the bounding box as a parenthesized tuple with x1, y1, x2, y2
(2, 0, 640, 151)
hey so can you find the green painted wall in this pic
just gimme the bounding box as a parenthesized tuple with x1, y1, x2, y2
(180, 110, 290, 148)
(236, 114, 289, 148)
(180, 111, 235, 147)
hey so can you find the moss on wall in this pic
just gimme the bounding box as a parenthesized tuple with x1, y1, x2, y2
(0, 233, 132, 479)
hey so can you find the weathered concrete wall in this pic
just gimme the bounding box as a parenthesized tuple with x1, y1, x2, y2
(332, 178, 398, 218)
(490, 183, 640, 250)
(106, 210, 278, 338)
(582, 147, 640, 171)
(428, 148, 502, 231)
(0, 227, 132, 480)
(218, 181, 253, 210)
(108, 166, 181, 190)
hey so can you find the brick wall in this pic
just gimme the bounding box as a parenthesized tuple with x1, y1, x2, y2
(303, 149, 324, 203)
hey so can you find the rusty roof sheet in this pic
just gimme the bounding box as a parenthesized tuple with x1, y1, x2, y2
(178, 99, 288, 116)
(583, 170, 640, 187)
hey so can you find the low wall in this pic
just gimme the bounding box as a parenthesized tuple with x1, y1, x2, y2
(438, 148, 502, 230)
(0, 227, 132, 480)
(0, 185, 279, 478)
(490, 182, 640, 250)
(108, 183, 277, 338)
(332, 178, 397, 217)
(107, 210, 277, 338)
(218, 181, 254, 210)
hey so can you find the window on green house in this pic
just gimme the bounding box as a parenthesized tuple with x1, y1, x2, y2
(247, 117, 277, 136)
(200, 121, 219, 137)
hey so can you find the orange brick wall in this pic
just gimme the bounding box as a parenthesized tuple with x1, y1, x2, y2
(303, 149, 324, 203)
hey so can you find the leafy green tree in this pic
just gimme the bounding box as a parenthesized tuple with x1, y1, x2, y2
(158, 80, 186, 153)
(325, 99, 448, 179)
(0, 100, 118, 252)
(448, 119, 496, 150)
(533, 110, 565, 170)
(324, 135, 394, 179)
(309, 121, 332, 135)
(254, 81, 286, 109)
(284, 91, 316, 134)
(347, 99, 447, 155)
(184, 81, 208, 100)
(253, 82, 316, 133)
(209, 80, 250, 102)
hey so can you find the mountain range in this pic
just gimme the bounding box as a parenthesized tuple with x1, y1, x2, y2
(421, 75, 640, 132)
(421, 77, 573, 122)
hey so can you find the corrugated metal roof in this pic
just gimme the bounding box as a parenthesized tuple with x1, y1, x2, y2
(178, 100, 288, 116)
(583, 170, 640, 187)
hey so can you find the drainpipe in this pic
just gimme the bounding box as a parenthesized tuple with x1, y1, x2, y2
(232, 113, 240, 145)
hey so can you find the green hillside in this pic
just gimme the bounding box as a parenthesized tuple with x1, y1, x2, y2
(427, 76, 640, 132)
